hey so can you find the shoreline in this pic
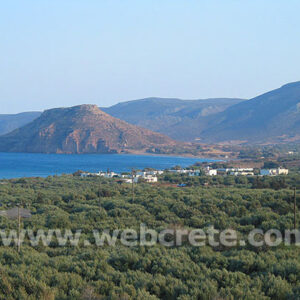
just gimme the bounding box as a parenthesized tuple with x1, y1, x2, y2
(0, 152, 219, 180)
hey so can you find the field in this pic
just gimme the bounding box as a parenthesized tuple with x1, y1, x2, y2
(0, 175, 299, 299)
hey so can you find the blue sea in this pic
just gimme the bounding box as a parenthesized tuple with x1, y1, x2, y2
(0, 153, 217, 179)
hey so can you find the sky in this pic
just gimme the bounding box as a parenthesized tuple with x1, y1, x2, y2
(1, 0, 300, 114)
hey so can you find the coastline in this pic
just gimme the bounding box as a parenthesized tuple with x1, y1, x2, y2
(0, 152, 217, 180)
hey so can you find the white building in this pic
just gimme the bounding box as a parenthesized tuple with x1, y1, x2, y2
(207, 169, 217, 176)
(80, 171, 104, 177)
(204, 167, 218, 176)
(81, 169, 159, 183)
(134, 171, 159, 183)
(260, 168, 289, 176)
(217, 168, 254, 176)
(230, 171, 254, 176)
(148, 170, 164, 175)
(80, 171, 119, 178)
(143, 175, 158, 183)
(218, 168, 253, 173)
(168, 169, 192, 174)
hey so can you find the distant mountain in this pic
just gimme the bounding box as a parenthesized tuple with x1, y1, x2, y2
(200, 81, 300, 143)
(103, 82, 300, 144)
(102, 97, 245, 141)
(0, 112, 41, 135)
(0, 105, 176, 154)
(1, 81, 299, 146)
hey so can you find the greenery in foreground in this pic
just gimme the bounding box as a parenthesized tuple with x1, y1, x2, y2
(0, 175, 299, 299)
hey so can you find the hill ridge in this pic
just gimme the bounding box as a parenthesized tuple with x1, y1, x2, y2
(0, 105, 176, 154)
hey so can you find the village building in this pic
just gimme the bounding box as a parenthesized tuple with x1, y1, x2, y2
(260, 168, 289, 176)
(204, 166, 218, 176)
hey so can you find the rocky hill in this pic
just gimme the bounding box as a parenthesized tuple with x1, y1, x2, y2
(0, 105, 176, 154)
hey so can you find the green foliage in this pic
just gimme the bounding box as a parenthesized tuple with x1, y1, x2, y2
(0, 175, 299, 299)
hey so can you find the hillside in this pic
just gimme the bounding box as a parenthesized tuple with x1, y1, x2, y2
(0, 105, 176, 154)
(0, 112, 41, 135)
(102, 97, 245, 141)
(102, 82, 300, 144)
(1, 82, 299, 145)
(200, 81, 300, 144)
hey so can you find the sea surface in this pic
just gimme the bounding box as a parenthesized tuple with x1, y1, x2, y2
(0, 152, 217, 179)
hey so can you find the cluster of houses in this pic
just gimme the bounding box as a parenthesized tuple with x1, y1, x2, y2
(260, 168, 289, 176)
(168, 166, 256, 176)
(80, 166, 289, 183)
(168, 166, 217, 176)
(159, 166, 289, 177)
(80, 170, 163, 183)
(217, 168, 255, 176)
(211, 167, 289, 176)
(122, 170, 164, 183)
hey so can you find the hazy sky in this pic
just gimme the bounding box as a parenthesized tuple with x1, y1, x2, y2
(1, 0, 300, 113)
